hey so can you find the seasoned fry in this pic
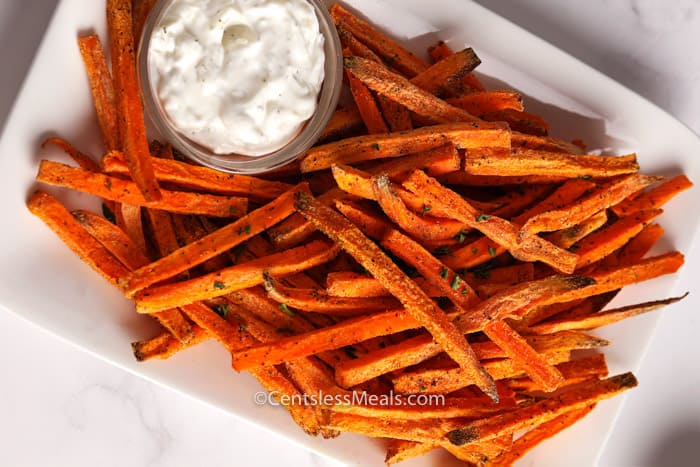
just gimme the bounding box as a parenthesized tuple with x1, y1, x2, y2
(464, 151, 639, 178)
(263, 272, 400, 316)
(410, 48, 481, 96)
(345, 61, 389, 134)
(294, 191, 498, 400)
(547, 210, 608, 249)
(133, 240, 339, 312)
(329, 3, 428, 77)
(427, 40, 486, 91)
(488, 406, 595, 466)
(319, 105, 364, 143)
(530, 294, 688, 334)
(344, 56, 480, 123)
(77, 35, 119, 151)
(42, 137, 101, 172)
(520, 174, 660, 236)
(301, 121, 510, 172)
(37, 160, 247, 218)
(122, 183, 308, 293)
(101, 151, 292, 201)
(612, 174, 693, 216)
(402, 170, 578, 273)
(131, 325, 209, 361)
(618, 223, 665, 264)
(107, 0, 161, 200)
(445, 373, 637, 445)
(447, 91, 524, 115)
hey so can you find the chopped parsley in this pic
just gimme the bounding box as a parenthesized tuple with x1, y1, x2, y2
(421, 204, 432, 216)
(213, 281, 226, 289)
(450, 275, 461, 290)
(440, 268, 449, 279)
(488, 246, 497, 257)
(279, 303, 294, 317)
(455, 231, 468, 243)
(371, 143, 380, 151)
(471, 247, 479, 255)
(569, 244, 581, 252)
(238, 224, 252, 235)
(213, 304, 229, 318)
(475, 213, 492, 222)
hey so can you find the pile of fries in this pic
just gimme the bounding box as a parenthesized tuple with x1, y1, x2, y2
(27, 1, 692, 465)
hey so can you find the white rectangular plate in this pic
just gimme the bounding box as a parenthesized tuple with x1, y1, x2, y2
(0, 0, 698, 465)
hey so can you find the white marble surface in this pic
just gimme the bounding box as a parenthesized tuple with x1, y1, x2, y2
(1, 1, 699, 466)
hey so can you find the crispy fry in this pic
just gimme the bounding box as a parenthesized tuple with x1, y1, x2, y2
(122, 183, 308, 294)
(263, 272, 400, 316)
(547, 210, 608, 249)
(77, 35, 119, 151)
(447, 91, 524, 115)
(329, 3, 428, 77)
(484, 320, 564, 392)
(326, 272, 389, 297)
(345, 59, 389, 134)
(612, 174, 693, 216)
(506, 354, 609, 393)
(134, 240, 339, 312)
(107, 0, 161, 200)
(42, 137, 101, 173)
(445, 373, 637, 445)
(131, 325, 209, 361)
(301, 121, 510, 173)
(427, 40, 485, 91)
(437, 172, 566, 186)
(344, 56, 480, 123)
(37, 160, 247, 218)
(483, 109, 550, 136)
(530, 294, 688, 334)
(101, 151, 291, 201)
(385, 439, 436, 465)
(574, 209, 662, 269)
(488, 406, 595, 466)
(402, 170, 578, 273)
(464, 151, 639, 178)
(618, 223, 665, 264)
(511, 132, 585, 154)
(520, 174, 660, 236)
(410, 48, 482, 97)
(294, 191, 498, 400)
(319, 105, 365, 143)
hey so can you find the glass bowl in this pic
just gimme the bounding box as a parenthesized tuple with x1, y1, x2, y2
(137, 0, 343, 174)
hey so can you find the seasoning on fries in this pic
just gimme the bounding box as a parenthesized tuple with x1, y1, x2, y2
(26, 1, 692, 464)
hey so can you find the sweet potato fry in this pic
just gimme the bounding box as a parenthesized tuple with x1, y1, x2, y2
(511, 132, 585, 154)
(546, 210, 608, 249)
(484, 320, 564, 392)
(464, 151, 639, 178)
(372, 174, 468, 241)
(506, 354, 609, 393)
(37, 160, 247, 218)
(483, 109, 550, 136)
(445, 372, 637, 445)
(530, 294, 688, 335)
(326, 272, 388, 297)
(42, 137, 101, 173)
(611, 174, 693, 216)
(574, 209, 662, 269)
(131, 325, 209, 361)
(301, 121, 510, 173)
(294, 191, 498, 400)
(345, 63, 389, 134)
(488, 406, 595, 466)
(101, 151, 292, 201)
(134, 240, 339, 312)
(520, 174, 660, 237)
(392, 350, 573, 395)
(447, 91, 524, 115)
(617, 223, 665, 264)
(437, 172, 566, 186)
(329, 4, 428, 77)
(28, 191, 128, 286)
(344, 56, 480, 123)
(77, 35, 119, 151)
(427, 40, 486, 92)
(402, 170, 578, 273)
(107, 0, 161, 200)
(131, 0, 158, 41)
(369, 144, 461, 177)
(146, 208, 180, 258)
(410, 48, 481, 97)
(263, 273, 400, 316)
(122, 183, 308, 294)
(319, 105, 365, 143)
(385, 439, 436, 465)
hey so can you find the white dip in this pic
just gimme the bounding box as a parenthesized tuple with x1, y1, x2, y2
(148, 0, 325, 156)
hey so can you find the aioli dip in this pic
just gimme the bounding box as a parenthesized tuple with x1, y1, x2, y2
(147, 0, 326, 156)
